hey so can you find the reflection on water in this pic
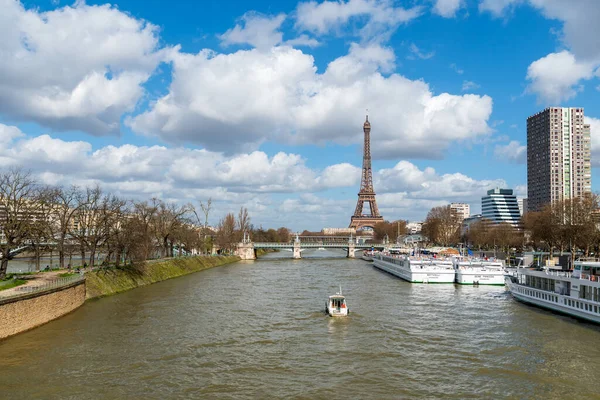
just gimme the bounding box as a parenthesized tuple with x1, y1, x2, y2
(1, 256, 600, 399)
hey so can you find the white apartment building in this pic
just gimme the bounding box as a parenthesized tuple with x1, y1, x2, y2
(322, 228, 356, 235)
(450, 203, 470, 221)
(406, 222, 422, 234)
(517, 198, 528, 216)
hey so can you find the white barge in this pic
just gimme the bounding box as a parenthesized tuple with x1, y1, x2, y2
(505, 261, 600, 324)
(453, 258, 505, 285)
(373, 254, 455, 283)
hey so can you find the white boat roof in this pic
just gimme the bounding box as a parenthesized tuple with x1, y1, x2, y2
(575, 261, 600, 266)
(329, 294, 345, 299)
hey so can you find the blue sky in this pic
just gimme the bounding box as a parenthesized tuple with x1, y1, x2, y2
(1, 0, 599, 230)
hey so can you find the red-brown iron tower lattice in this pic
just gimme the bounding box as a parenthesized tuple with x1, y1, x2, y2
(349, 115, 384, 230)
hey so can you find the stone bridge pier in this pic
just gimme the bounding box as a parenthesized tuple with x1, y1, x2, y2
(293, 235, 302, 259)
(347, 241, 355, 258)
(235, 233, 256, 260)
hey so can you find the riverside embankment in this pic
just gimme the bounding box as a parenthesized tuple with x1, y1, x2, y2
(0, 255, 240, 340)
(85, 255, 241, 299)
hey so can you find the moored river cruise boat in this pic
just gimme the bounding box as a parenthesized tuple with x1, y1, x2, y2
(505, 261, 600, 324)
(453, 258, 505, 285)
(373, 254, 455, 283)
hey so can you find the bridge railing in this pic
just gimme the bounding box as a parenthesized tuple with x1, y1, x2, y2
(252, 242, 386, 248)
(0, 274, 85, 302)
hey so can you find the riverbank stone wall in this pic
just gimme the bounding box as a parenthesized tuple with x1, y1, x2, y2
(0, 280, 86, 340)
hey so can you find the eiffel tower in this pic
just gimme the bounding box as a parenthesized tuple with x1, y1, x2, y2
(349, 115, 384, 230)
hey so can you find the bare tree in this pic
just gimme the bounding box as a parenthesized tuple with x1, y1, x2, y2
(199, 198, 212, 229)
(422, 205, 461, 246)
(49, 185, 84, 269)
(0, 169, 41, 279)
(193, 198, 213, 254)
(216, 213, 236, 254)
(101, 195, 128, 267)
(130, 200, 159, 260)
(374, 220, 407, 242)
(237, 206, 251, 240)
(69, 186, 103, 267)
(153, 199, 192, 258)
(28, 186, 56, 271)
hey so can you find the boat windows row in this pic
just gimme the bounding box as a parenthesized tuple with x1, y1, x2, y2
(516, 286, 560, 303)
(516, 286, 600, 314)
(564, 298, 600, 313)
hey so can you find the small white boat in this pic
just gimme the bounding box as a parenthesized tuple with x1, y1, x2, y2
(361, 250, 376, 262)
(326, 287, 349, 317)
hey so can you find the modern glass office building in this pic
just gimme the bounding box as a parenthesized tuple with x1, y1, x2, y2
(481, 188, 521, 226)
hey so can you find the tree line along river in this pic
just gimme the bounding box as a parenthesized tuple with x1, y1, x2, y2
(1, 249, 599, 399)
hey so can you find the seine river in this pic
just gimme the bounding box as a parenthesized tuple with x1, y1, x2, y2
(1, 250, 600, 399)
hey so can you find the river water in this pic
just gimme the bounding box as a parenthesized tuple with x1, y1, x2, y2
(1, 250, 600, 399)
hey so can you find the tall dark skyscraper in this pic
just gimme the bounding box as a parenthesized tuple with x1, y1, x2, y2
(527, 107, 591, 212)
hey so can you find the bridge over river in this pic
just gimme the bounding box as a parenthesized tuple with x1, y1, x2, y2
(235, 235, 388, 260)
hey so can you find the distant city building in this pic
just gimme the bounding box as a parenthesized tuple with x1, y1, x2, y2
(527, 107, 591, 212)
(461, 214, 483, 236)
(482, 188, 521, 226)
(402, 234, 426, 246)
(322, 228, 356, 235)
(406, 221, 423, 234)
(450, 203, 470, 221)
(517, 198, 528, 216)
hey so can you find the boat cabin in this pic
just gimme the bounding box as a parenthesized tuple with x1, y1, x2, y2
(329, 295, 347, 310)
(573, 263, 600, 281)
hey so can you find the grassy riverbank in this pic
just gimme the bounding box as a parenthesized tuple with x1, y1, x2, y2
(0, 279, 27, 291)
(85, 255, 240, 300)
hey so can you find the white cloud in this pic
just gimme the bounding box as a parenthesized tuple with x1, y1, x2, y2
(284, 35, 320, 48)
(317, 163, 361, 188)
(219, 12, 320, 51)
(295, 0, 422, 41)
(486, 1, 600, 103)
(462, 80, 481, 91)
(129, 45, 493, 159)
(0, 125, 513, 228)
(408, 43, 435, 60)
(514, 184, 527, 198)
(220, 12, 287, 50)
(324, 42, 396, 84)
(525, 51, 595, 104)
(494, 140, 526, 164)
(449, 63, 464, 74)
(373, 160, 509, 220)
(433, 0, 464, 18)
(374, 160, 505, 200)
(0, 125, 362, 195)
(527, 0, 600, 61)
(478, 0, 522, 17)
(0, 124, 25, 143)
(0, 1, 166, 135)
